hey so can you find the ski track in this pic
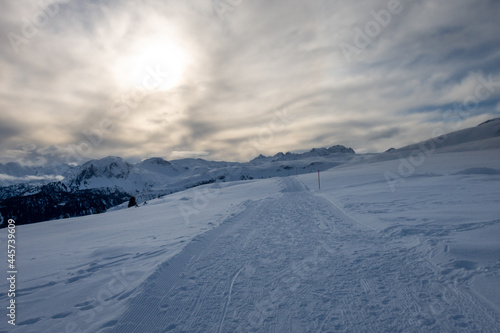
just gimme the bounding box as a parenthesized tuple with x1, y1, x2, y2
(103, 177, 500, 332)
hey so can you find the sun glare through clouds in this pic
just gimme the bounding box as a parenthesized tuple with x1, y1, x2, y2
(113, 38, 189, 92)
(1, 1, 499, 163)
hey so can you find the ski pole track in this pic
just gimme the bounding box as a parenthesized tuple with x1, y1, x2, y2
(103, 177, 500, 333)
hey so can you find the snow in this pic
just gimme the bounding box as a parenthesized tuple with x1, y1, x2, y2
(301, 149, 500, 321)
(385, 117, 500, 156)
(0, 178, 281, 332)
(1, 122, 500, 331)
(57, 151, 354, 204)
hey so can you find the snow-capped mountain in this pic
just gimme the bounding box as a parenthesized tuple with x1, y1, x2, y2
(65, 156, 139, 191)
(62, 144, 357, 198)
(0, 145, 356, 225)
(138, 157, 181, 176)
(1, 117, 499, 226)
(251, 145, 355, 163)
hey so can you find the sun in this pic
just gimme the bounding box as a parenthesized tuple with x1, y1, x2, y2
(114, 39, 189, 92)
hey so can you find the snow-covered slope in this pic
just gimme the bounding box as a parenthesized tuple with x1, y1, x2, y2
(387, 117, 500, 156)
(2, 117, 500, 226)
(250, 145, 355, 163)
(61, 146, 356, 195)
(1, 146, 499, 332)
(66, 156, 134, 189)
(3, 117, 500, 226)
(137, 157, 181, 176)
(0, 145, 356, 224)
(0, 179, 282, 332)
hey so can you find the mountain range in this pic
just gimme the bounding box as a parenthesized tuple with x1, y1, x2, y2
(0, 144, 357, 225)
(1, 117, 499, 226)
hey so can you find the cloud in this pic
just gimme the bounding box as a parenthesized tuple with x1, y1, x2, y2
(368, 127, 400, 141)
(169, 150, 211, 159)
(0, 122, 21, 146)
(0, 174, 64, 183)
(0, 0, 499, 165)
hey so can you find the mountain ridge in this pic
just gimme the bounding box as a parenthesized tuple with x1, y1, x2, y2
(0, 144, 356, 225)
(1, 117, 500, 226)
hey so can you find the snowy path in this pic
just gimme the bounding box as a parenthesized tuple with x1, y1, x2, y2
(104, 177, 499, 332)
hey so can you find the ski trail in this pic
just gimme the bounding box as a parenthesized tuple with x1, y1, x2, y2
(218, 264, 245, 333)
(103, 176, 500, 333)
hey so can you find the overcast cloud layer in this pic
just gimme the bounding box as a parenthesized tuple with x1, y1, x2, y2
(1, 0, 499, 165)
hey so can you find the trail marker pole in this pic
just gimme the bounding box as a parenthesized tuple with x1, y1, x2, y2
(318, 169, 320, 190)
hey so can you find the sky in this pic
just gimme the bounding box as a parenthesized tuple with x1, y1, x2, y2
(1, 0, 500, 166)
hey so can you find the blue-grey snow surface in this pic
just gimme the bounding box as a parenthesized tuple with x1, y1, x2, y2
(106, 176, 500, 332)
(1, 124, 500, 332)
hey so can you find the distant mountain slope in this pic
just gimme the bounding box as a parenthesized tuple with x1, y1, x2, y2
(0, 145, 355, 225)
(368, 117, 500, 165)
(1, 184, 129, 225)
(4, 116, 498, 227)
(250, 145, 355, 163)
(138, 157, 181, 176)
(395, 117, 500, 154)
